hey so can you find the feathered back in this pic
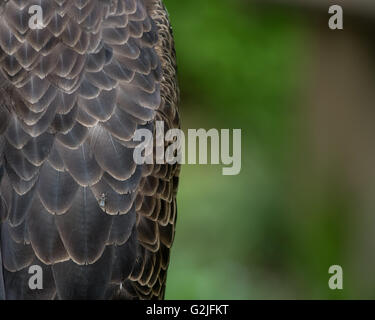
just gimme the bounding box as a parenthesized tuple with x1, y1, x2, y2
(0, 0, 179, 300)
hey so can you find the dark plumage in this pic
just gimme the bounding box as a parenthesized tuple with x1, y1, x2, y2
(0, 0, 180, 300)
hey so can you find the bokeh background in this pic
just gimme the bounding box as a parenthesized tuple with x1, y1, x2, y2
(163, 0, 375, 299)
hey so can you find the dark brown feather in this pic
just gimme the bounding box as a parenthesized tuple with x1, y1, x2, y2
(0, 0, 180, 300)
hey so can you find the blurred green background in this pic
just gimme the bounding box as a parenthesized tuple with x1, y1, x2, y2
(163, 0, 374, 299)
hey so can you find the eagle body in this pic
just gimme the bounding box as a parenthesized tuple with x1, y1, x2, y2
(0, 0, 180, 300)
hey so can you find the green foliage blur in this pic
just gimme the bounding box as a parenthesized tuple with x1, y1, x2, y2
(163, 0, 355, 299)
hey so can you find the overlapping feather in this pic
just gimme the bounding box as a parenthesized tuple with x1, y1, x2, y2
(0, 0, 179, 300)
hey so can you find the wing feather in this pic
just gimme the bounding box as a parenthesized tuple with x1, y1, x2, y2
(0, 0, 180, 300)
